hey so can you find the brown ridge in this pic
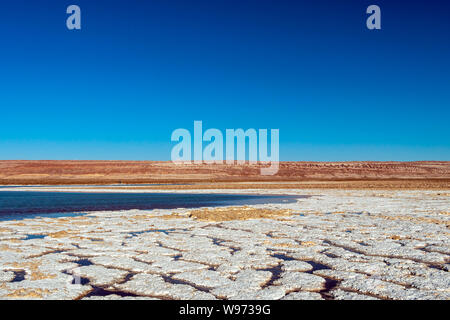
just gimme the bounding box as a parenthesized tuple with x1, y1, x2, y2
(0, 160, 448, 187)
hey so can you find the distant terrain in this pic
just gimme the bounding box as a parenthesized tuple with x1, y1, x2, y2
(0, 160, 449, 189)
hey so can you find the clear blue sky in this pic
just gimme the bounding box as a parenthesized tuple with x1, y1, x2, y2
(0, 0, 449, 160)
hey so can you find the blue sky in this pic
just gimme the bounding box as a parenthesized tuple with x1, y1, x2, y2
(0, 0, 449, 160)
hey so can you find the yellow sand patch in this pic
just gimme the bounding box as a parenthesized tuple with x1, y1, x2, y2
(130, 214, 157, 220)
(179, 206, 293, 222)
(28, 271, 57, 281)
(379, 215, 450, 227)
(0, 244, 22, 253)
(6, 288, 52, 299)
(157, 214, 184, 220)
(10, 222, 27, 227)
(130, 213, 182, 221)
(0, 227, 12, 233)
(70, 221, 94, 226)
(305, 212, 324, 216)
(47, 231, 71, 238)
(8, 260, 57, 281)
(264, 241, 299, 248)
(389, 235, 413, 241)
(300, 241, 317, 247)
(55, 216, 87, 223)
(51, 216, 93, 226)
(6, 239, 23, 244)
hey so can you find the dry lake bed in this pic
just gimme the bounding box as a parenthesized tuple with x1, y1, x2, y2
(0, 188, 449, 300)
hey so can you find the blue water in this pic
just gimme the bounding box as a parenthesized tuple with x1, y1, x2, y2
(0, 191, 300, 221)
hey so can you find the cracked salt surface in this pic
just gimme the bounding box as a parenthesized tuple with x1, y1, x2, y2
(0, 189, 448, 300)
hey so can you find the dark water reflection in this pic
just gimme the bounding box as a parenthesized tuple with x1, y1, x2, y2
(0, 191, 300, 221)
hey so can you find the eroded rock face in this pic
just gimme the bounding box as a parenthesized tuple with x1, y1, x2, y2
(0, 189, 448, 300)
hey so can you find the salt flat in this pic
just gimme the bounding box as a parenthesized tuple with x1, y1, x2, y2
(0, 189, 448, 300)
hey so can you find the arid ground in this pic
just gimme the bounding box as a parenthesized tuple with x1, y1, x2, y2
(0, 160, 449, 188)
